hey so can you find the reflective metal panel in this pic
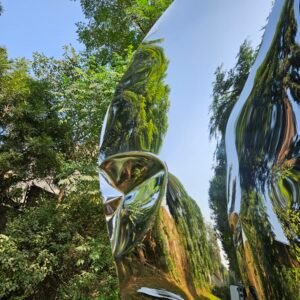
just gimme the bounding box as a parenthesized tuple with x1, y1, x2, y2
(99, 0, 299, 299)
(226, 0, 300, 299)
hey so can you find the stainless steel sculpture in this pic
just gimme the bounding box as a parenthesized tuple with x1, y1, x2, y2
(99, 0, 300, 299)
(226, 0, 300, 299)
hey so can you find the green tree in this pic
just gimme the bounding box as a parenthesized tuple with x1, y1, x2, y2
(0, 48, 70, 207)
(0, 1, 174, 298)
(0, 180, 119, 299)
(209, 40, 256, 139)
(73, 0, 173, 62)
(32, 47, 132, 171)
(0, 45, 132, 300)
(100, 40, 170, 158)
(0, 44, 132, 205)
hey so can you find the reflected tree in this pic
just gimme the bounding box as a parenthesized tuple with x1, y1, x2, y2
(209, 41, 256, 280)
(113, 171, 227, 299)
(100, 40, 170, 159)
(100, 38, 226, 299)
(226, 1, 300, 299)
(166, 174, 227, 291)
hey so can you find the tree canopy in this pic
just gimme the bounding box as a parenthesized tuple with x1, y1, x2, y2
(73, 0, 173, 62)
(0, 1, 172, 298)
(0, 45, 131, 299)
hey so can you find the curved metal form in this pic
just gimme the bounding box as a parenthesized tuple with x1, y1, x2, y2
(99, 0, 300, 299)
(226, 0, 300, 299)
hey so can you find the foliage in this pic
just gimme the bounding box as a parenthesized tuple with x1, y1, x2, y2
(0, 48, 70, 206)
(0, 0, 174, 298)
(0, 181, 119, 299)
(209, 40, 256, 139)
(72, 0, 173, 62)
(208, 41, 256, 278)
(100, 41, 170, 157)
(166, 174, 226, 290)
(32, 47, 133, 170)
(0, 44, 134, 298)
(232, 2, 300, 298)
(210, 1, 300, 299)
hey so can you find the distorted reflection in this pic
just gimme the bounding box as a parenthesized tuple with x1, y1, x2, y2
(100, 37, 227, 298)
(225, 0, 300, 299)
(100, 152, 168, 258)
(99, 0, 299, 299)
(138, 287, 184, 300)
(100, 40, 170, 160)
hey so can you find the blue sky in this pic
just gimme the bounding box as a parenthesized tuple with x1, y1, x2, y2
(0, 0, 84, 59)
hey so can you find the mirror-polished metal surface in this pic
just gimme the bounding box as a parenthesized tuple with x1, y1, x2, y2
(99, 0, 300, 299)
(226, 0, 300, 299)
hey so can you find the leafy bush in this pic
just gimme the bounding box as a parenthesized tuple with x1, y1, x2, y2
(0, 187, 119, 299)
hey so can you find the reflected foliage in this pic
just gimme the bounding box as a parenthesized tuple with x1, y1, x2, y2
(225, 1, 300, 299)
(98, 1, 300, 299)
(100, 41, 170, 159)
(167, 174, 227, 292)
(99, 38, 227, 298)
(209, 41, 256, 280)
(109, 171, 227, 300)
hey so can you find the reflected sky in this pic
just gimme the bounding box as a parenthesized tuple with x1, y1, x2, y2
(144, 0, 273, 221)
